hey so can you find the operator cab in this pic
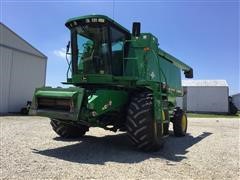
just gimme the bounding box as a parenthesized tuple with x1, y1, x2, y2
(65, 15, 131, 76)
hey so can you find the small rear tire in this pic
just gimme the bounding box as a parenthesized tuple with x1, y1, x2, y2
(126, 92, 164, 152)
(173, 108, 187, 137)
(50, 119, 89, 138)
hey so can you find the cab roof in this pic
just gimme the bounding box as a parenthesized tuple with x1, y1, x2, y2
(65, 14, 130, 36)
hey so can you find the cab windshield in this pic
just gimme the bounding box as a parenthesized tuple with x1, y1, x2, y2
(71, 22, 127, 76)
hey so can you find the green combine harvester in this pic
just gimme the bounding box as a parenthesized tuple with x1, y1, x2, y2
(30, 15, 193, 151)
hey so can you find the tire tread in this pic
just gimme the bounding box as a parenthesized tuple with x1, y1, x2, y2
(126, 92, 164, 151)
(50, 119, 88, 138)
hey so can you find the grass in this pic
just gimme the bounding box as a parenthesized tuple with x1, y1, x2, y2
(187, 112, 240, 118)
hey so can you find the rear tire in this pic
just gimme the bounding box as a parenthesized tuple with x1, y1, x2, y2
(126, 92, 164, 151)
(173, 108, 187, 137)
(50, 119, 88, 138)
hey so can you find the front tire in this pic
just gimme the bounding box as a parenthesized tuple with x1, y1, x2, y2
(50, 119, 89, 138)
(126, 92, 164, 151)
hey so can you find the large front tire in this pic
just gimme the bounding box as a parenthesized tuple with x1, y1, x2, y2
(126, 92, 164, 151)
(50, 119, 89, 138)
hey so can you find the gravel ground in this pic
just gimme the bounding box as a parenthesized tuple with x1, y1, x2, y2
(0, 116, 239, 179)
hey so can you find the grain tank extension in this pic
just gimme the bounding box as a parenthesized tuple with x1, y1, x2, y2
(30, 15, 193, 151)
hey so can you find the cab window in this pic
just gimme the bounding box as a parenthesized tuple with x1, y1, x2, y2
(110, 27, 125, 76)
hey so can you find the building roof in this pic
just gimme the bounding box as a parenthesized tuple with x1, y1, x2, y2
(232, 93, 240, 97)
(0, 22, 47, 59)
(182, 80, 228, 87)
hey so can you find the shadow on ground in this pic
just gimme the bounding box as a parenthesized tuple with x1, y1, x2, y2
(33, 131, 212, 164)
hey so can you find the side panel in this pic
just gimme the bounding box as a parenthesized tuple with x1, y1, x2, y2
(87, 89, 128, 117)
(0, 47, 12, 113)
(8, 51, 46, 112)
(186, 87, 229, 113)
(158, 56, 181, 90)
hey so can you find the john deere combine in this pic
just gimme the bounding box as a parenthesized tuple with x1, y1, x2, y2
(30, 15, 193, 151)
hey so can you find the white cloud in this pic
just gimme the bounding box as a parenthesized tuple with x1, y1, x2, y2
(53, 48, 66, 59)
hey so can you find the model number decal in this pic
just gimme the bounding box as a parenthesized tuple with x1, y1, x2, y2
(102, 100, 112, 111)
(85, 18, 105, 23)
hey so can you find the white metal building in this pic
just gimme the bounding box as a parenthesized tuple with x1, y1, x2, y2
(176, 80, 229, 113)
(0, 23, 47, 113)
(232, 93, 240, 110)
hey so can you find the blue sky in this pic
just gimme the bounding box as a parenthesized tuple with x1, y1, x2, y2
(1, 0, 239, 94)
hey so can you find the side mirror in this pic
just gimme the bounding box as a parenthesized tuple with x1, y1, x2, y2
(66, 41, 70, 53)
(132, 22, 141, 37)
(184, 68, 193, 78)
